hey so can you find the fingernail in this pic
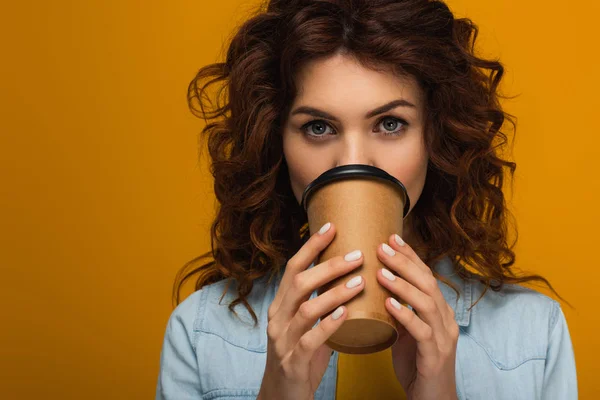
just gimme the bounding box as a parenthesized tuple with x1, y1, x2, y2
(390, 297, 402, 310)
(318, 222, 331, 235)
(394, 234, 405, 246)
(381, 268, 396, 281)
(344, 249, 362, 262)
(382, 243, 396, 256)
(332, 306, 344, 320)
(345, 275, 362, 289)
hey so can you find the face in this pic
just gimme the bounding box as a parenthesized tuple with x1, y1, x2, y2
(282, 52, 429, 231)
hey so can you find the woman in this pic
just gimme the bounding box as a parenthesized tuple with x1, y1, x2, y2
(156, 0, 578, 399)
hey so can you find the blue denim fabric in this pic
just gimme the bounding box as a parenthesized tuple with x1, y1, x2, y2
(155, 256, 577, 399)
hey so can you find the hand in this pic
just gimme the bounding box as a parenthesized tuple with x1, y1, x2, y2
(258, 222, 366, 400)
(376, 234, 459, 400)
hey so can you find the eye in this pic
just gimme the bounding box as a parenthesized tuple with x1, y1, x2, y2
(300, 120, 335, 140)
(375, 116, 408, 136)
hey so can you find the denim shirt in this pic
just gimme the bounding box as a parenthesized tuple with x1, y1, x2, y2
(155, 256, 578, 399)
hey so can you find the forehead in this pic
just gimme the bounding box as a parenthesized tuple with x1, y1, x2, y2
(292, 53, 424, 108)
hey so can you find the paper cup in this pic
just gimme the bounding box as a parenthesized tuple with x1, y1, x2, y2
(301, 164, 410, 354)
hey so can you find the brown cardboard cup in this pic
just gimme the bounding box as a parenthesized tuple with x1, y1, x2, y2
(301, 164, 410, 354)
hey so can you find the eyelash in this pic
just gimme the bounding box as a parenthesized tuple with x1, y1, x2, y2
(300, 116, 409, 141)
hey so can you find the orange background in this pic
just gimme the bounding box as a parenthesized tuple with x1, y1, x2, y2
(1, 0, 597, 398)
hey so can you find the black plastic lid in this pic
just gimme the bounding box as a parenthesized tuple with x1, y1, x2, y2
(301, 164, 411, 218)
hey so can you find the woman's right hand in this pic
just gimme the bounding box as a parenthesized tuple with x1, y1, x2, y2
(257, 222, 365, 400)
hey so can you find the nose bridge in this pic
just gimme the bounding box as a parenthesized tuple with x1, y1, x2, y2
(335, 130, 376, 168)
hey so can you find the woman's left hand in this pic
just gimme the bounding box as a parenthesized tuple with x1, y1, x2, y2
(376, 234, 459, 400)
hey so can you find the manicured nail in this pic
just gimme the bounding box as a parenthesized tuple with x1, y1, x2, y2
(394, 234, 405, 246)
(345, 275, 362, 289)
(390, 298, 402, 310)
(344, 250, 362, 262)
(318, 222, 331, 235)
(381, 268, 396, 281)
(332, 306, 344, 320)
(382, 243, 396, 256)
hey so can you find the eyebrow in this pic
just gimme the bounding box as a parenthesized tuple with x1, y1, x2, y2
(290, 99, 416, 122)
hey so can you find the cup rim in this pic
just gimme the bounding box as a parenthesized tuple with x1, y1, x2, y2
(300, 164, 411, 218)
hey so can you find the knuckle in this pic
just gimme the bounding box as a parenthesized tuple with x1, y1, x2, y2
(333, 255, 345, 266)
(267, 305, 276, 321)
(332, 256, 348, 271)
(267, 322, 279, 341)
(318, 317, 331, 334)
(423, 326, 434, 341)
(307, 233, 327, 252)
(273, 342, 287, 361)
(334, 261, 350, 276)
(423, 276, 438, 293)
(449, 322, 460, 340)
(439, 340, 455, 357)
(325, 259, 339, 273)
(394, 255, 407, 268)
(298, 302, 314, 320)
(280, 360, 296, 379)
(447, 306, 456, 322)
(401, 256, 413, 268)
(276, 338, 292, 360)
(297, 335, 313, 353)
(292, 274, 307, 293)
(285, 258, 298, 272)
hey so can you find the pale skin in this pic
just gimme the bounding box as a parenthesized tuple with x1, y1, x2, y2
(281, 52, 460, 400)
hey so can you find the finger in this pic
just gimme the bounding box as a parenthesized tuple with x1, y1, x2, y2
(387, 233, 430, 273)
(289, 305, 348, 367)
(285, 274, 364, 348)
(383, 237, 458, 336)
(275, 251, 363, 326)
(376, 265, 446, 337)
(269, 221, 336, 319)
(386, 297, 438, 358)
(378, 241, 448, 320)
(379, 242, 434, 295)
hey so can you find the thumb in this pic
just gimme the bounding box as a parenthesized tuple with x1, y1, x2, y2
(311, 343, 333, 380)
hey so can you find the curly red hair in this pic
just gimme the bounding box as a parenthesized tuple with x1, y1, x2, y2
(174, 0, 569, 326)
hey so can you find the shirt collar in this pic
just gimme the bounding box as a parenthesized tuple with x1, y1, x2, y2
(433, 255, 472, 327)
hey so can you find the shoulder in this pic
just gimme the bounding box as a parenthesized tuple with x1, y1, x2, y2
(162, 288, 206, 352)
(461, 278, 562, 370)
(471, 279, 561, 328)
(454, 276, 577, 399)
(157, 276, 279, 399)
(171, 274, 277, 353)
